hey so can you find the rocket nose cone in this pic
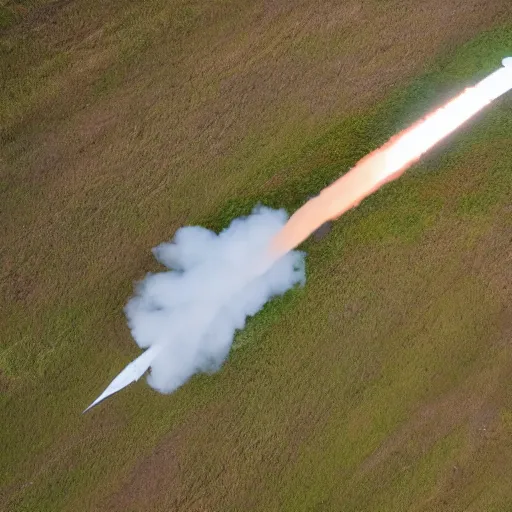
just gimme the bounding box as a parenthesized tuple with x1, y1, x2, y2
(502, 57, 512, 68)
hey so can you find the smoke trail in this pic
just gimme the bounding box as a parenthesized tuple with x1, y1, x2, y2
(124, 205, 305, 394)
(270, 58, 512, 258)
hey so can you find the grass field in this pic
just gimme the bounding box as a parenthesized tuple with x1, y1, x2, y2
(1, 0, 512, 510)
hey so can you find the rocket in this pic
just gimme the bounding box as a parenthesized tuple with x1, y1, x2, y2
(84, 58, 512, 414)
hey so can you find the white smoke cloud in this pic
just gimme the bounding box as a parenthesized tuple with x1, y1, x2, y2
(124, 205, 306, 394)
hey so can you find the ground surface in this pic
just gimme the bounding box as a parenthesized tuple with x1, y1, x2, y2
(1, 1, 512, 510)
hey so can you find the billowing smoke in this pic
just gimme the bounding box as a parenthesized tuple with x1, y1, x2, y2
(124, 206, 306, 394)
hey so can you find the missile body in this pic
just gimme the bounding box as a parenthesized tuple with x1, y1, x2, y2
(83, 344, 162, 413)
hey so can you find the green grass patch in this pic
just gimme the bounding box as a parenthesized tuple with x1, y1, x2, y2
(0, 6, 17, 28)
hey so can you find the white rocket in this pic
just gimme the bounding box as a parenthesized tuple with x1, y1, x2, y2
(84, 58, 512, 414)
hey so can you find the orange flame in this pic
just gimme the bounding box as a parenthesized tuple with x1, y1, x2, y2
(270, 61, 512, 259)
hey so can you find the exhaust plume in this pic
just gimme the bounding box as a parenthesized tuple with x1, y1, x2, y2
(270, 57, 512, 257)
(124, 205, 305, 394)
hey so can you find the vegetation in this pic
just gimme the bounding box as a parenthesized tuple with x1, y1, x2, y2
(1, 1, 511, 510)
